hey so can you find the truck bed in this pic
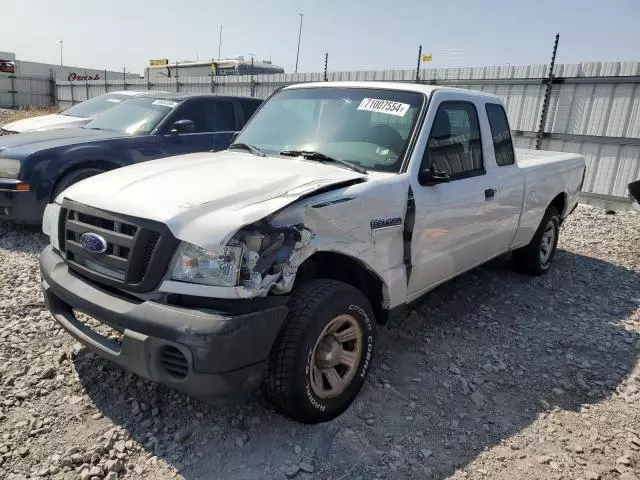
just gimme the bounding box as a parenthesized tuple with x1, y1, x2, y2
(510, 148, 585, 249)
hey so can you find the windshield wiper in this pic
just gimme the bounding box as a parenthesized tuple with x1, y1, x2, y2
(279, 150, 367, 174)
(228, 142, 266, 157)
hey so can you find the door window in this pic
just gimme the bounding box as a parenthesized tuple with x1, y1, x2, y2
(420, 101, 484, 180)
(173, 100, 237, 132)
(173, 101, 211, 133)
(485, 103, 515, 166)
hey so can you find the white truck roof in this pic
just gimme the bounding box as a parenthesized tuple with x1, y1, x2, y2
(284, 81, 503, 102)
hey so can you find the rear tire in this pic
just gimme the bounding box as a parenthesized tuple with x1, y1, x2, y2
(513, 206, 560, 276)
(52, 168, 105, 200)
(262, 279, 376, 424)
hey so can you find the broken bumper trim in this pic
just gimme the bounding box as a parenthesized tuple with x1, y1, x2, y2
(39, 245, 288, 398)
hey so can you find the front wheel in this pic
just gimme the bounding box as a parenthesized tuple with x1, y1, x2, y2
(513, 206, 560, 275)
(262, 279, 376, 423)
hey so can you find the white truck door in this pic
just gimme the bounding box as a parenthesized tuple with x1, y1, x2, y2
(483, 102, 524, 254)
(406, 91, 501, 299)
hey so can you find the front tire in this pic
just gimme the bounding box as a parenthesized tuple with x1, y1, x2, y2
(262, 279, 376, 423)
(513, 206, 560, 276)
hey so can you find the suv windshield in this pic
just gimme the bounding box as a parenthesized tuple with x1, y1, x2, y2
(83, 97, 178, 134)
(234, 87, 424, 173)
(62, 93, 135, 119)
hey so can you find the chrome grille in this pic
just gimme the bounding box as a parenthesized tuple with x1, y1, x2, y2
(60, 200, 179, 293)
(0, 128, 16, 136)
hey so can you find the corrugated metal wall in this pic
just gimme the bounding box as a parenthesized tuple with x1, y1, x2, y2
(53, 61, 640, 202)
(0, 74, 53, 108)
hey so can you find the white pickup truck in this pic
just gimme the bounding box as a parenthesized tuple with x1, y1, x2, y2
(39, 82, 585, 423)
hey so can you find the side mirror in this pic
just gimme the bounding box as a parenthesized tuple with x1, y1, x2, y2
(170, 119, 196, 135)
(419, 165, 451, 186)
(231, 132, 240, 142)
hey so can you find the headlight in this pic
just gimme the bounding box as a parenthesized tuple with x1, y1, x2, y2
(169, 242, 243, 287)
(42, 203, 61, 251)
(0, 157, 20, 179)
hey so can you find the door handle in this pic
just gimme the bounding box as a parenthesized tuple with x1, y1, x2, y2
(485, 188, 496, 199)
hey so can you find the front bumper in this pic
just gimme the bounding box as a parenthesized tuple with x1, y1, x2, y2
(0, 179, 43, 224)
(40, 245, 288, 398)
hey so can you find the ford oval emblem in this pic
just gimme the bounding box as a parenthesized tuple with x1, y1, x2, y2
(80, 232, 107, 254)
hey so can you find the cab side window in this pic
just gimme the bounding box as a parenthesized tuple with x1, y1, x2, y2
(420, 101, 484, 180)
(485, 103, 515, 166)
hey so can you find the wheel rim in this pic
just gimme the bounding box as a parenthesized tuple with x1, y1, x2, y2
(309, 314, 363, 399)
(539, 219, 556, 265)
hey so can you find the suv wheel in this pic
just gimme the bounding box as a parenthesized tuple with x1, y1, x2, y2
(262, 279, 376, 423)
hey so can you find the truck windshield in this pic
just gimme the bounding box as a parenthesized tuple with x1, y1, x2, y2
(234, 87, 425, 173)
(83, 97, 177, 135)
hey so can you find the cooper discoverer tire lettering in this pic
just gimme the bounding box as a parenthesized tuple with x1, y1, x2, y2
(262, 279, 376, 423)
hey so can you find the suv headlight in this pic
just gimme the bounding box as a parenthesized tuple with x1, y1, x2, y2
(0, 158, 20, 179)
(169, 242, 243, 287)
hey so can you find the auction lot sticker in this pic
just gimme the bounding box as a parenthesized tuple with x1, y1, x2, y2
(357, 98, 410, 117)
(152, 99, 178, 108)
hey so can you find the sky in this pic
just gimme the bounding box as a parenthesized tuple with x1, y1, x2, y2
(3, 0, 639, 75)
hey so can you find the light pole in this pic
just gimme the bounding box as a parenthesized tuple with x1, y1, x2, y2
(295, 13, 303, 73)
(218, 25, 222, 60)
(59, 41, 63, 66)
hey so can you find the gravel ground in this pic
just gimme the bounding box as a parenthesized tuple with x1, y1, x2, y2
(0, 108, 59, 126)
(0, 205, 639, 480)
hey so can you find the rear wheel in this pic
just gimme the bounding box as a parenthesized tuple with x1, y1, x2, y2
(262, 279, 376, 423)
(513, 207, 560, 275)
(52, 168, 105, 200)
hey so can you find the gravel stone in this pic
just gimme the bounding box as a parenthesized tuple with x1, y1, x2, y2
(0, 203, 638, 479)
(112, 441, 126, 454)
(299, 462, 314, 473)
(104, 459, 124, 473)
(284, 465, 300, 477)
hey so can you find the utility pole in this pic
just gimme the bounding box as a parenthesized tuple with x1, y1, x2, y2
(323, 53, 328, 81)
(415, 45, 422, 83)
(536, 33, 560, 150)
(250, 56, 255, 97)
(218, 26, 223, 60)
(295, 13, 303, 73)
(59, 41, 63, 66)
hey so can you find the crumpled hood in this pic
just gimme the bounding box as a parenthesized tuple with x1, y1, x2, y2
(2, 113, 88, 133)
(61, 150, 367, 248)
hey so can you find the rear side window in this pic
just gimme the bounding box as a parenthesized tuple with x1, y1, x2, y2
(485, 103, 515, 166)
(240, 100, 261, 124)
(421, 101, 483, 179)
